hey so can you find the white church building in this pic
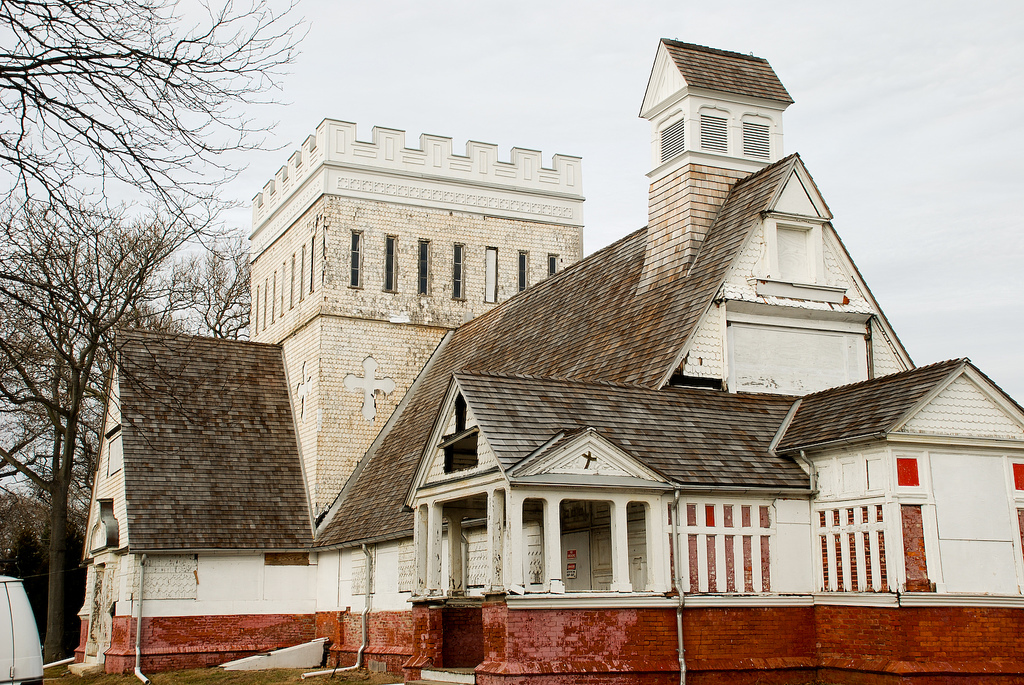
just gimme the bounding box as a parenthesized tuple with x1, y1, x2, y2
(76, 40, 1024, 685)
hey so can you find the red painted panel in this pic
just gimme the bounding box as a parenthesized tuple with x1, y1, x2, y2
(705, 504, 715, 527)
(1013, 462, 1024, 490)
(897, 457, 920, 486)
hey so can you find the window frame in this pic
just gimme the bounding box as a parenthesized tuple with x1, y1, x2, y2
(384, 235, 398, 293)
(484, 246, 498, 303)
(764, 217, 824, 285)
(547, 254, 559, 277)
(452, 243, 465, 300)
(418, 239, 431, 296)
(518, 250, 529, 292)
(350, 231, 363, 289)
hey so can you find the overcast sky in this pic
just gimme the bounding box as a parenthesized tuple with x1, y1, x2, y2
(229, 0, 1024, 400)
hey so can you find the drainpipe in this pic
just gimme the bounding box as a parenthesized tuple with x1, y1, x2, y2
(302, 544, 373, 679)
(134, 554, 150, 685)
(672, 491, 686, 685)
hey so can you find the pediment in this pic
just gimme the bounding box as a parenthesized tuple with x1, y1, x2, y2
(640, 43, 688, 119)
(774, 174, 820, 217)
(896, 370, 1024, 441)
(766, 162, 832, 220)
(511, 428, 667, 485)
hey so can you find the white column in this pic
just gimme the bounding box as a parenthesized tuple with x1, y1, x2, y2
(448, 510, 464, 595)
(488, 489, 505, 592)
(610, 498, 632, 592)
(414, 504, 429, 595)
(645, 500, 665, 592)
(427, 501, 443, 595)
(543, 497, 564, 593)
(507, 492, 524, 589)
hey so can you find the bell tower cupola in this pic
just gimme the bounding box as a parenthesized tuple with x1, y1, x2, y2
(638, 40, 793, 291)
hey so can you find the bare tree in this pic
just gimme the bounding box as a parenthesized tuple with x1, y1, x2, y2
(166, 235, 251, 339)
(0, 204, 195, 659)
(0, 0, 299, 213)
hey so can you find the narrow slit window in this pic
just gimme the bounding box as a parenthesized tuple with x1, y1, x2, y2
(299, 245, 306, 301)
(262, 279, 268, 330)
(484, 247, 498, 303)
(384, 235, 397, 292)
(418, 240, 430, 295)
(254, 285, 260, 331)
(271, 272, 276, 323)
(310, 235, 316, 293)
(518, 251, 528, 292)
(280, 262, 286, 313)
(700, 114, 728, 153)
(290, 254, 296, 308)
(548, 254, 558, 277)
(350, 232, 362, 288)
(453, 243, 465, 299)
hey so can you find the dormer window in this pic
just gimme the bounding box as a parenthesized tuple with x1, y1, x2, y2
(764, 217, 824, 286)
(777, 226, 811, 283)
(660, 119, 686, 163)
(742, 121, 770, 159)
(441, 427, 478, 473)
(700, 114, 728, 153)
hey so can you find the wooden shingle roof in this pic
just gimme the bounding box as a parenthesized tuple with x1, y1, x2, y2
(457, 373, 807, 489)
(662, 40, 793, 104)
(315, 157, 801, 547)
(774, 360, 966, 453)
(118, 331, 312, 551)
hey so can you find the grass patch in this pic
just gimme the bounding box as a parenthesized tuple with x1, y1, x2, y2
(44, 665, 401, 685)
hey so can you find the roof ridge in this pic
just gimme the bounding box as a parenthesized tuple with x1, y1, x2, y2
(454, 369, 652, 391)
(799, 358, 967, 400)
(661, 38, 770, 65)
(118, 328, 283, 351)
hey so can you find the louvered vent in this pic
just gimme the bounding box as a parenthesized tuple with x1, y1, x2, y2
(660, 119, 686, 163)
(743, 122, 770, 159)
(700, 115, 728, 153)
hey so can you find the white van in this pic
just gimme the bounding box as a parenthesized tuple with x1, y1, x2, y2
(0, 576, 43, 685)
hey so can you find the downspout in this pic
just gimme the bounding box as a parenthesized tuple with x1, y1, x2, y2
(302, 544, 373, 679)
(134, 554, 150, 685)
(672, 491, 686, 685)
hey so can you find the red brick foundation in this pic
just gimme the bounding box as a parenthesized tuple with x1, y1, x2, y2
(102, 613, 315, 673)
(316, 610, 412, 674)
(406, 599, 1024, 684)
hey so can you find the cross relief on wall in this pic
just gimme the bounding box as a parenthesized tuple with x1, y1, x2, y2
(295, 362, 313, 419)
(345, 356, 396, 421)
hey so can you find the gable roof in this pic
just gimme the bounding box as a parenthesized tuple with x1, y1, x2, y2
(455, 373, 806, 489)
(117, 330, 312, 551)
(315, 155, 803, 547)
(774, 359, 966, 453)
(661, 40, 793, 104)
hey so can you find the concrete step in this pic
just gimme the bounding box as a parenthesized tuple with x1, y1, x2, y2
(418, 666, 476, 683)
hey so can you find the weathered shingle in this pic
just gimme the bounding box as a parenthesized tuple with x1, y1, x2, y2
(315, 157, 800, 547)
(457, 373, 807, 489)
(662, 40, 793, 104)
(775, 360, 966, 453)
(118, 331, 312, 551)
